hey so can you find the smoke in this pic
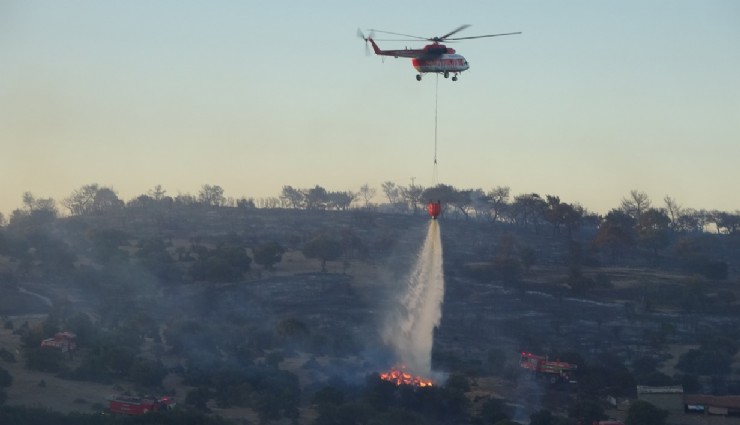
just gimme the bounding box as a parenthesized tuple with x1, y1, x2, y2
(382, 220, 444, 377)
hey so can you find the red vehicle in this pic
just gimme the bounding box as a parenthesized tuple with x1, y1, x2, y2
(108, 395, 175, 415)
(520, 352, 577, 384)
(40, 331, 77, 353)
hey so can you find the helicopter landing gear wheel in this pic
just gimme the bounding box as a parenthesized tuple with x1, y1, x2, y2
(444, 71, 449, 79)
(416, 74, 422, 81)
(452, 75, 458, 81)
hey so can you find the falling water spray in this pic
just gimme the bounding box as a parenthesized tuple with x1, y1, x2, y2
(383, 220, 444, 377)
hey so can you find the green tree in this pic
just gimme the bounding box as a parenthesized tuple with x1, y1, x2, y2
(88, 228, 130, 263)
(625, 400, 668, 425)
(529, 409, 574, 425)
(312, 385, 346, 406)
(306, 185, 329, 210)
(594, 209, 637, 259)
(280, 185, 305, 209)
(190, 242, 251, 282)
(478, 398, 510, 424)
(185, 387, 212, 412)
(0, 367, 12, 387)
(198, 184, 225, 206)
(276, 318, 310, 340)
(303, 235, 342, 272)
(519, 246, 536, 271)
(328, 191, 356, 211)
(511, 193, 547, 232)
(137, 238, 181, 283)
(253, 242, 285, 271)
(568, 399, 606, 425)
(676, 347, 733, 375)
(129, 358, 168, 387)
(491, 234, 522, 283)
(637, 208, 671, 259)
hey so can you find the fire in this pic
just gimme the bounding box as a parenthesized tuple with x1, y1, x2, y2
(379, 366, 433, 387)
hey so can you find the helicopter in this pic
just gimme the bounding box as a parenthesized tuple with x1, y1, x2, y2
(358, 25, 521, 81)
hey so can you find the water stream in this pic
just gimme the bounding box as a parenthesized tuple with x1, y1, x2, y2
(383, 220, 445, 377)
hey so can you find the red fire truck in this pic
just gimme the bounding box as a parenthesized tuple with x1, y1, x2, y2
(520, 352, 577, 384)
(108, 395, 175, 415)
(40, 332, 77, 353)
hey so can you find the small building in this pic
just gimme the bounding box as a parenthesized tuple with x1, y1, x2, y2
(684, 394, 740, 417)
(636, 385, 684, 413)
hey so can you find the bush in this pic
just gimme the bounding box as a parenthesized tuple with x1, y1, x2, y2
(185, 387, 211, 412)
(676, 348, 732, 375)
(0, 367, 11, 387)
(680, 256, 728, 280)
(626, 400, 668, 425)
(0, 349, 15, 363)
(25, 348, 63, 373)
(129, 358, 168, 387)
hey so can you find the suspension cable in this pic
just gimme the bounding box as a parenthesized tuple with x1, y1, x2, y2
(432, 73, 439, 185)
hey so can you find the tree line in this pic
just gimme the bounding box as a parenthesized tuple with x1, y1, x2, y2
(2, 183, 739, 235)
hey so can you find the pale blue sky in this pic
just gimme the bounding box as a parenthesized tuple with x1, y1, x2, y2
(2, 1, 739, 216)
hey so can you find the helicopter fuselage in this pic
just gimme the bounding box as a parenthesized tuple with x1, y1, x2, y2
(366, 39, 470, 80)
(412, 53, 469, 74)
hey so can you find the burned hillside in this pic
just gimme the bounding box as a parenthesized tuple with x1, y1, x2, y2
(1, 203, 739, 424)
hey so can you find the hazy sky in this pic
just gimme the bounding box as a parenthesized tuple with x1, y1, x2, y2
(2, 1, 739, 217)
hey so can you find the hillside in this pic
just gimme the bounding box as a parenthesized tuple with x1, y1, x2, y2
(1, 205, 739, 424)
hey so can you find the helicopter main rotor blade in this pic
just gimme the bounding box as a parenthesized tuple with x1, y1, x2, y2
(447, 31, 522, 40)
(438, 24, 471, 40)
(368, 29, 429, 41)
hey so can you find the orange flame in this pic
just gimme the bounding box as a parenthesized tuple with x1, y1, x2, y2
(379, 366, 433, 387)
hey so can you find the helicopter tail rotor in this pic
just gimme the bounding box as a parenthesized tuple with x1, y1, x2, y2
(357, 28, 375, 56)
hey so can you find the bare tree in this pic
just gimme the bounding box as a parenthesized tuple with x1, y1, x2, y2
(399, 182, 424, 215)
(358, 184, 376, 208)
(663, 196, 683, 230)
(257, 197, 281, 208)
(470, 189, 489, 220)
(487, 186, 510, 223)
(381, 181, 400, 206)
(62, 184, 99, 215)
(620, 190, 651, 221)
(148, 184, 167, 201)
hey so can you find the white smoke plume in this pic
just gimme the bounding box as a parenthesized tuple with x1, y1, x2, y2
(382, 220, 444, 377)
